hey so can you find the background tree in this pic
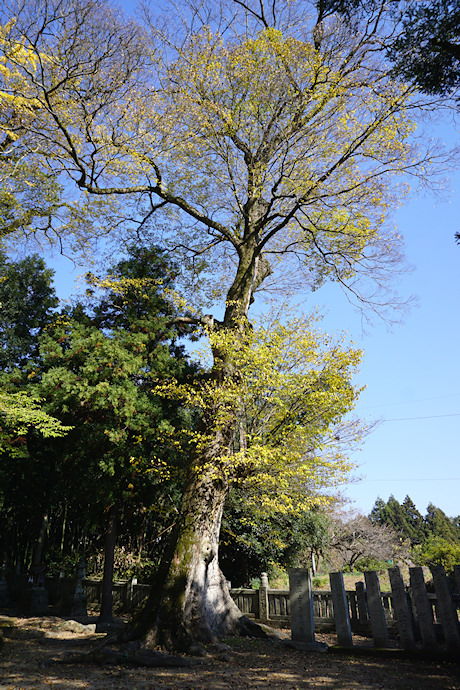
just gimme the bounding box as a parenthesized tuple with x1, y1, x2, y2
(36, 246, 195, 621)
(221, 489, 331, 586)
(0, 253, 58, 369)
(0, 0, 449, 649)
(424, 502, 460, 543)
(0, 254, 67, 569)
(388, 0, 460, 98)
(369, 495, 460, 570)
(327, 509, 408, 571)
(0, 247, 195, 602)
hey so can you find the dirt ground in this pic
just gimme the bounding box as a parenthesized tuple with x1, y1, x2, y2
(1, 613, 460, 690)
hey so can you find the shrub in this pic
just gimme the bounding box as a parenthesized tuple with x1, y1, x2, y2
(413, 537, 460, 574)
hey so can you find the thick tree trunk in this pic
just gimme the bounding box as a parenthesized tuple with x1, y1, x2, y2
(131, 459, 252, 651)
(99, 508, 117, 624)
(130, 263, 265, 652)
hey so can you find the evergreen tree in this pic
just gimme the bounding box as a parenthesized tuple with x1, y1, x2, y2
(36, 246, 196, 621)
(370, 494, 426, 545)
(424, 503, 459, 543)
(401, 495, 426, 545)
(369, 497, 389, 526)
(0, 253, 58, 370)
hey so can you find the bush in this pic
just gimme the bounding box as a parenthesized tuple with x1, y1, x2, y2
(45, 548, 83, 577)
(413, 537, 460, 574)
(354, 557, 393, 572)
(312, 575, 328, 588)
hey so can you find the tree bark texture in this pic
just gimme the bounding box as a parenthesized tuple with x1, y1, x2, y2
(132, 456, 245, 651)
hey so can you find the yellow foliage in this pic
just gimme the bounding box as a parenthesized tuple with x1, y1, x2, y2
(153, 310, 365, 513)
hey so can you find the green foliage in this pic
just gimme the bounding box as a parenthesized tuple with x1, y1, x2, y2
(413, 536, 460, 573)
(389, 0, 460, 97)
(353, 557, 393, 572)
(0, 388, 71, 456)
(0, 252, 58, 369)
(0, 247, 196, 572)
(88, 546, 156, 582)
(424, 502, 459, 543)
(369, 495, 460, 573)
(45, 548, 82, 577)
(221, 487, 331, 586)
(370, 494, 427, 545)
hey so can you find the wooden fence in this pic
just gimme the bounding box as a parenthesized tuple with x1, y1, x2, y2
(285, 565, 460, 653)
(15, 563, 460, 652)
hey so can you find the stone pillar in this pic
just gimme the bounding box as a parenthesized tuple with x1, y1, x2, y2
(127, 576, 137, 609)
(388, 566, 415, 650)
(364, 571, 389, 648)
(288, 568, 327, 651)
(258, 572, 269, 623)
(71, 558, 87, 620)
(454, 565, 460, 597)
(430, 565, 460, 652)
(329, 572, 353, 647)
(355, 581, 369, 624)
(409, 567, 438, 650)
(0, 562, 9, 606)
(28, 561, 48, 615)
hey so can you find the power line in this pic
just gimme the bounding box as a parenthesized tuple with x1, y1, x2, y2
(382, 413, 460, 422)
(359, 478, 460, 482)
(362, 393, 460, 411)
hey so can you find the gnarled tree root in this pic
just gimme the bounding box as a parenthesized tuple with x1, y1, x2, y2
(40, 639, 202, 669)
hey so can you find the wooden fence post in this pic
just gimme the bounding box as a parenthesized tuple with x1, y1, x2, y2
(430, 565, 460, 652)
(364, 571, 389, 647)
(329, 572, 353, 647)
(388, 566, 416, 650)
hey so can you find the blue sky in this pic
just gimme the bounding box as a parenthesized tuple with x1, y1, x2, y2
(314, 118, 460, 519)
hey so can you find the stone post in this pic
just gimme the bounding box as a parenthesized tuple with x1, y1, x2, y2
(258, 572, 269, 623)
(71, 558, 87, 620)
(0, 562, 9, 606)
(364, 571, 389, 648)
(430, 565, 460, 652)
(454, 565, 460, 597)
(329, 571, 353, 647)
(29, 561, 49, 616)
(355, 581, 369, 624)
(288, 568, 327, 651)
(127, 576, 138, 609)
(388, 566, 415, 650)
(409, 567, 438, 650)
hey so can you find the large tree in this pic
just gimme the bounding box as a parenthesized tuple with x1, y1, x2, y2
(0, 0, 448, 649)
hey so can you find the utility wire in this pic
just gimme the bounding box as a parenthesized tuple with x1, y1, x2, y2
(359, 478, 460, 482)
(382, 413, 460, 422)
(361, 393, 460, 410)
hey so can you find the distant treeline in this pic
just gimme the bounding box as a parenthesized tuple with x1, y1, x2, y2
(370, 495, 460, 546)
